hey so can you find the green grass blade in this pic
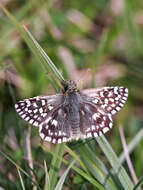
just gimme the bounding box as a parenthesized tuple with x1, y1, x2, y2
(23, 26, 65, 83)
(96, 135, 134, 190)
(64, 145, 88, 174)
(16, 166, 26, 190)
(71, 166, 105, 190)
(0, 4, 65, 84)
(0, 150, 30, 178)
(0, 150, 41, 190)
(78, 144, 118, 190)
(133, 177, 143, 190)
(44, 160, 50, 190)
(49, 144, 64, 190)
(55, 160, 76, 190)
(65, 144, 117, 189)
(42, 144, 105, 190)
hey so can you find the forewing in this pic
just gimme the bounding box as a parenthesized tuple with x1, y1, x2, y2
(81, 87, 128, 115)
(15, 94, 63, 127)
(79, 103, 113, 139)
(39, 106, 71, 144)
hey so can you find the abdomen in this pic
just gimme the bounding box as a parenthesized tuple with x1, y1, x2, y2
(68, 93, 80, 135)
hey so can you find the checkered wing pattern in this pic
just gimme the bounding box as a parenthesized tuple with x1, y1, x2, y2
(15, 85, 128, 144)
(79, 103, 113, 139)
(81, 87, 128, 115)
(15, 94, 63, 127)
(39, 103, 112, 143)
(39, 107, 72, 144)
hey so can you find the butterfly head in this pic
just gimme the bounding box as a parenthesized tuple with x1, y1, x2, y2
(63, 80, 78, 94)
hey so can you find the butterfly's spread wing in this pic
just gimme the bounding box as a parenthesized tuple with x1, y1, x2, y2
(15, 86, 128, 144)
(79, 86, 128, 139)
(39, 104, 112, 143)
(15, 95, 72, 144)
(79, 103, 113, 138)
(39, 106, 72, 144)
(15, 94, 63, 127)
(81, 87, 128, 115)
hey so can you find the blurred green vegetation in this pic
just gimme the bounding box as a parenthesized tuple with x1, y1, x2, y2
(0, 0, 143, 189)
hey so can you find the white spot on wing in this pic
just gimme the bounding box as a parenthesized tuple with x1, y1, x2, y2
(99, 109, 105, 115)
(96, 125, 99, 129)
(108, 91, 112, 97)
(33, 121, 38, 126)
(34, 115, 38, 119)
(94, 132, 98, 137)
(21, 114, 26, 119)
(25, 108, 28, 111)
(100, 91, 104, 97)
(42, 100, 46, 106)
(121, 100, 126, 103)
(107, 106, 112, 111)
(25, 116, 30, 121)
(41, 113, 47, 117)
(122, 97, 127, 100)
(39, 125, 43, 132)
(59, 131, 62, 136)
(109, 98, 114, 102)
(93, 99, 98, 104)
(93, 113, 99, 120)
(48, 105, 53, 110)
(52, 119, 58, 126)
(101, 104, 107, 109)
(33, 109, 38, 113)
(99, 131, 102, 136)
(119, 103, 124, 107)
(45, 125, 49, 129)
(103, 127, 109, 133)
(52, 139, 56, 143)
(58, 139, 62, 143)
(26, 100, 31, 106)
(105, 98, 108, 104)
(39, 108, 43, 113)
(45, 136, 51, 142)
(19, 111, 23, 115)
(108, 114, 112, 121)
(29, 119, 34, 124)
(15, 104, 18, 108)
(86, 128, 90, 132)
(109, 123, 112, 128)
(116, 106, 120, 111)
(111, 110, 116, 114)
(114, 87, 118, 94)
(40, 132, 44, 139)
(33, 103, 38, 107)
(115, 97, 119, 101)
(87, 132, 92, 137)
(63, 137, 67, 142)
(91, 125, 95, 130)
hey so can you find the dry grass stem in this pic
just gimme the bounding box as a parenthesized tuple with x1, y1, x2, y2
(119, 126, 141, 189)
(26, 125, 37, 190)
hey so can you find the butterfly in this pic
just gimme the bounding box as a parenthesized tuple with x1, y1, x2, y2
(15, 80, 128, 144)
